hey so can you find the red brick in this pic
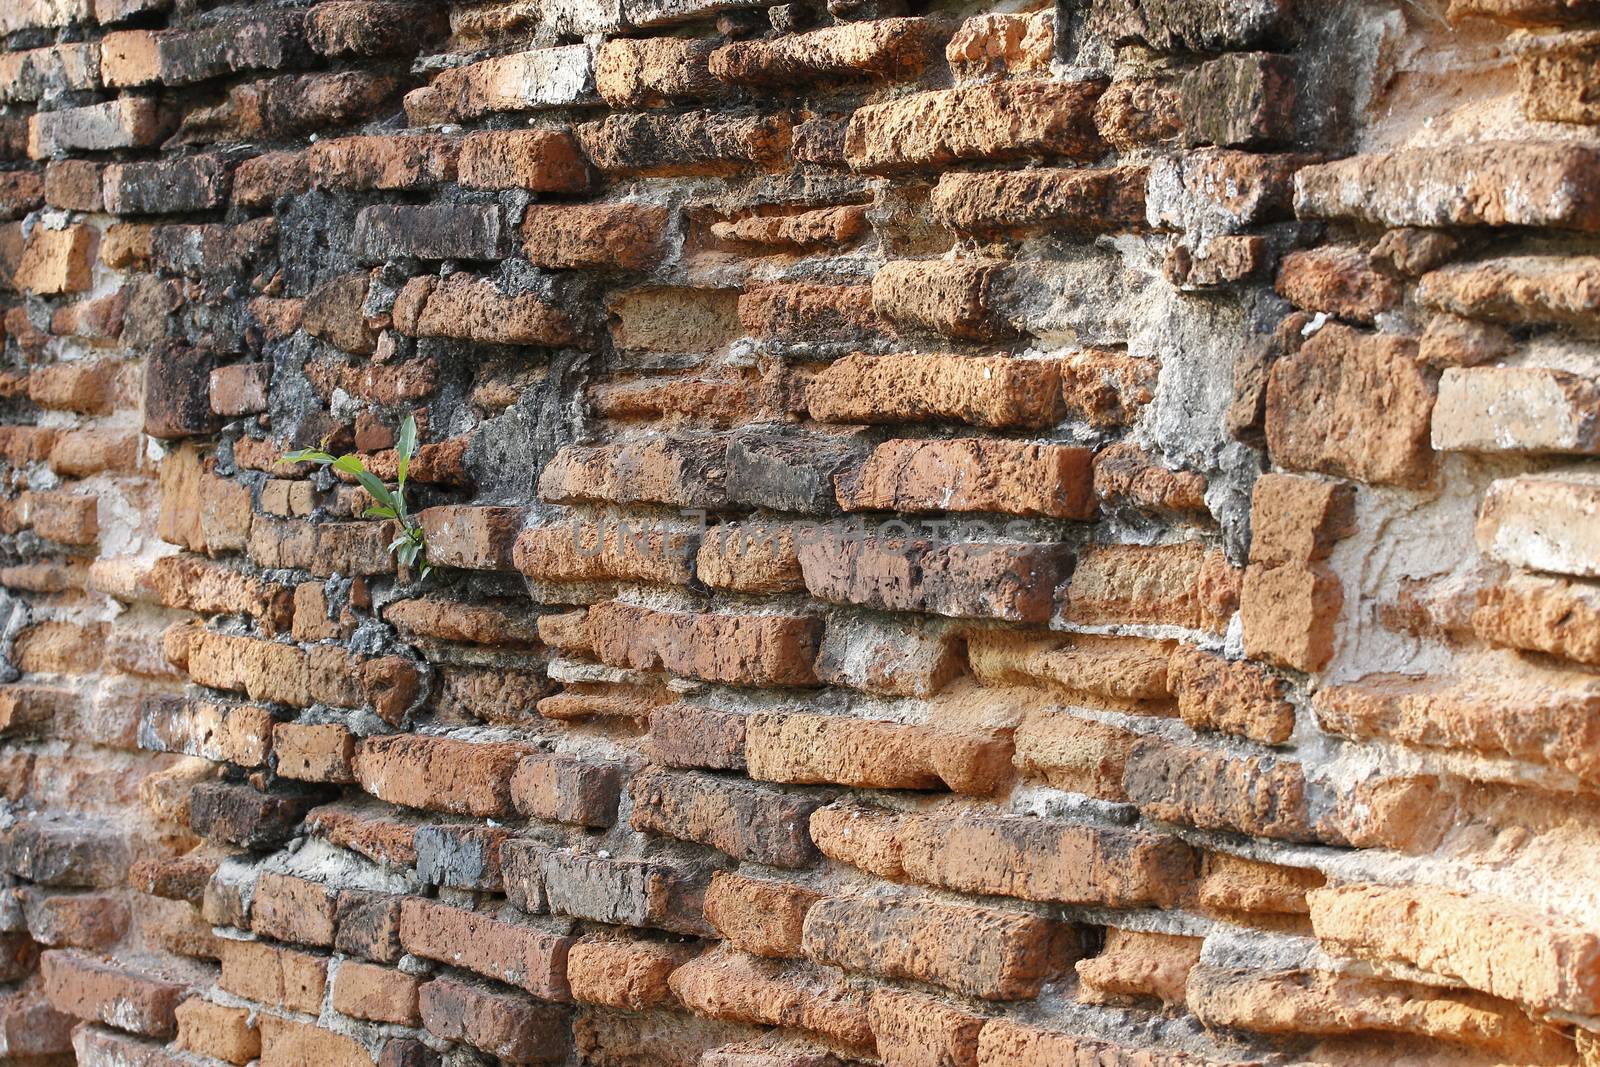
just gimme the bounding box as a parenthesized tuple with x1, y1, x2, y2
(400, 897, 572, 1000)
(333, 960, 420, 1026)
(458, 129, 589, 191)
(392, 272, 577, 347)
(273, 722, 356, 783)
(806, 352, 1063, 429)
(1241, 560, 1343, 672)
(836, 438, 1095, 518)
(354, 734, 535, 817)
(522, 203, 672, 270)
(746, 711, 1010, 795)
(16, 224, 92, 295)
(629, 767, 820, 868)
(219, 939, 328, 1014)
(308, 134, 459, 191)
(704, 872, 821, 959)
(670, 947, 871, 1051)
(589, 601, 821, 687)
(41, 949, 189, 1037)
(567, 937, 693, 1010)
(259, 1016, 374, 1067)
(511, 752, 625, 827)
(174, 998, 259, 1065)
(869, 987, 985, 1067)
(419, 974, 569, 1063)
(416, 505, 526, 570)
(252, 871, 339, 947)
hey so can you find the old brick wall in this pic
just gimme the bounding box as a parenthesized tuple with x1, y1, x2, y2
(3, 0, 1600, 1063)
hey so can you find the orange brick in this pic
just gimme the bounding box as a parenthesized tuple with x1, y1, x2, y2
(174, 998, 259, 1065)
(15, 225, 93, 295)
(332, 960, 420, 1025)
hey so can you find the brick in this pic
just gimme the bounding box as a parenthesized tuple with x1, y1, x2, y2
(20, 491, 97, 545)
(671, 948, 872, 1051)
(15, 225, 93, 295)
(1248, 473, 1357, 566)
(144, 344, 219, 439)
(704, 872, 820, 959)
(1091, 442, 1207, 514)
(814, 611, 963, 699)
(233, 150, 309, 207)
(51, 429, 140, 476)
(596, 38, 720, 107)
(1265, 324, 1435, 487)
(799, 530, 1071, 623)
(275, 723, 356, 780)
(975, 1018, 1202, 1066)
(335, 891, 405, 962)
(5, 818, 133, 887)
(1241, 561, 1342, 671)
(415, 824, 512, 891)
(418, 44, 596, 122)
(611, 287, 742, 352)
(1516, 29, 1600, 123)
(333, 961, 420, 1026)
(1185, 961, 1569, 1061)
(174, 998, 258, 1065)
(399, 897, 572, 999)
(308, 134, 458, 191)
(0, 43, 100, 104)
(1433, 365, 1600, 454)
(589, 601, 821, 686)
(629, 766, 820, 867)
(1450, 0, 1600, 23)
(567, 937, 692, 1010)
(709, 205, 867, 250)
(747, 712, 1008, 795)
(354, 734, 534, 817)
(802, 895, 1077, 1000)
(738, 281, 880, 346)
(385, 596, 540, 646)
(1294, 142, 1600, 231)
(646, 702, 748, 770)
(29, 98, 173, 158)
(695, 523, 805, 593)
(1316, 669, 1600, 782)
(41, 950, 188, 1037)
(392, 273, 576, 347)
(419, 974, 568, 1063)
(306, 2, 447, 57)
(252, 870, 339, 946)
(946, 11, 1053, 80)
(258, 1016, 373, 1067)
(216, 72, 406, 141)
(1420, 255, 1600, 329)
(209, 362, 270, 418)
(868, 987, 985, 1067)
(513, 519, 696, 586)
(872, 258, 1015, 340)
(0, 684, 74, 737)
(189, 781, 323, 850)
(1175, 51, 1295, 148)
(1472, 572, 1600, 662)
(578, 112, 791, 176)
(725, 429, 867, 513)
(715, 18, 944, 86)
(506, 840, 715, 936)
(1123, 738, 1322, 843)
(522, 203, 671, 270)
(302, 271, 377, 354)
(352, 204, 504, 262)
(101, 15, 307, 87)
(457, 129, 588, 191)
(845, 81, 1105, 173)
(417, 505, 526, 570)
(104, 155, 230, 215)
(1168, 645, 1295, 744)
(43, 161, 98, 211)
(511, 753, 624, 827)
(836, 438, 1095, 518)
(307, 802, 418, 867)
(1275, 246, 1401, 325)
(1477, 472, 1600, 577)
(1310, 883, 1600, 1015)
(22, 890, 126, 948)
(932, 166, 1147, 237)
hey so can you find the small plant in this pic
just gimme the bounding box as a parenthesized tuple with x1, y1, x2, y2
(282, 414, 432, 580)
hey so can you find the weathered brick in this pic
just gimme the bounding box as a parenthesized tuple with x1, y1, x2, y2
(589, 601, 821, 686)
(505, 839, 715, 936)
(104, 155, 230, 215)
(29, 98, 173, 158)
(802, 895, 1078, 1000)
(513, 519, 696, 586)
(333, 961, 420, 1026)
(308, 134, 458, 191)
(1168, 645, 1295, 744)
(1433, 365, 1600, 454)
(306, 2, 447, 57)
(209, 363, 270, 417)
(1123, 737, 1322, 843)
(1310, 883, 1600, 1015)
(1275, 246, 1402, 325)
(670, 948, 872, 1051)
(932, 166, 1147, 237)
(578, 112, 791, 176)
(845, 81, 1105, 173)
(399, 897, 572, 1000)
(646, 702, 748, 770)
(352, 204, 504, 263)
(724, 429, 866, 513)
(5, 818, 133, 888)
(174, 998, 259, 1065)
(869, 987, 985, 1067)
(417, 505, 526, 570)
(354, 734, 534, 817)
(799, 530, 1071, 623)
(1265, 324, 1435, 487)
(836, 438, 1095, 518)
(511, 752, 625, 827)
(253, 870, 339, 946)
(392, 272, 577, 347)
(42, 950, 189, 1037)
(457, 129, 588, 191)
(416, 44, 596, 122)
(100, 15, 307, 87)
(746, 712, 1008, 795)
(523, 203, 671, 270)
(567, 937, 692, 1010)
(1477, 472, 1600, 577)
(15, 225, 93, 295)
(872, 258, 1015, 340)
(629, 767, 820, 867)
(1241, 560, 1343, 672)
(258, 1016, 373, 1067)
(704, 872, 820, 959)
(596, 37, 721, 107)
(419, 974, 568, 1062)
(1295, 142, 1600, 231)
(144, 344, 219, 439)
(0, 43, 100, 104)
(712, 18, 945, 86)
(189, 781, 323, 849)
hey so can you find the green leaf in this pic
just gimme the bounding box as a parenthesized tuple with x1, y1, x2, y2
(282, 449, 335, 465)
(363, 505, 398, 520)
(353, 470, 399, 513)
(396, 415, 417, 489)
(330, 454, 367, 477)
